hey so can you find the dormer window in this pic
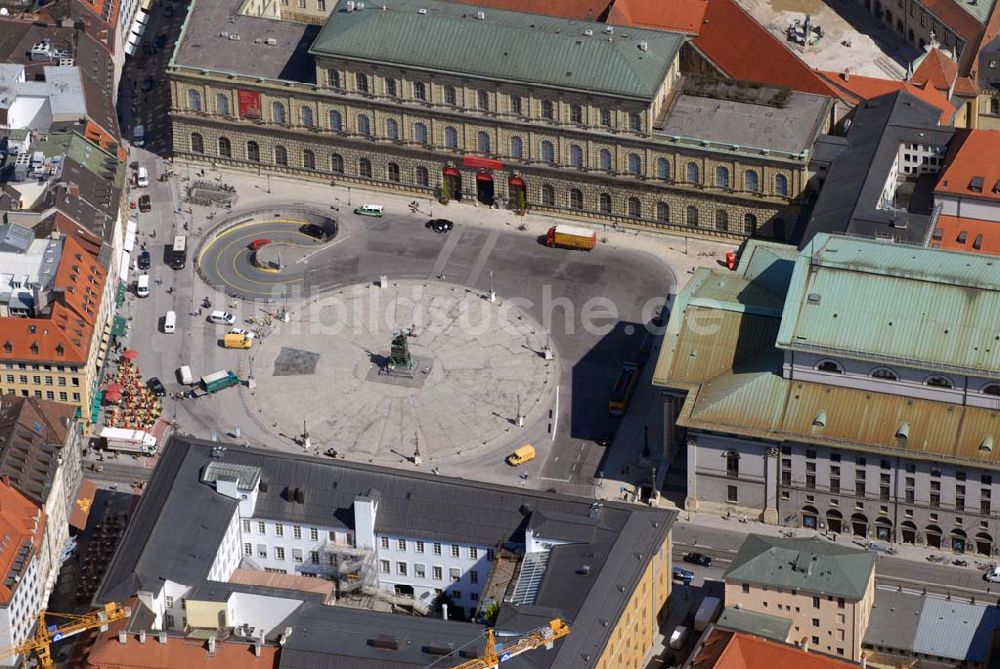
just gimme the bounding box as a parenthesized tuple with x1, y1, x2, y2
(54, 344, 64, 357)
(817, 360, 843, 374)
(29, 343, 39, 355)
(925, 375, 954, 389)
(982, 384, 1000, 396)
(871, 367, 898, 381)
(2, 341, 11, 354)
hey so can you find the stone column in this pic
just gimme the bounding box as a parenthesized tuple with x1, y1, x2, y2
(764, 446, 779, 525)
(684, 436, 699, 512)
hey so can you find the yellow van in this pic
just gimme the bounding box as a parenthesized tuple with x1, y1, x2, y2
(507, 444, 536, 466)
(223, 333, 253, 349)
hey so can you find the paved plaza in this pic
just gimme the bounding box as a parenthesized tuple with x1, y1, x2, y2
(247, 281, 555, 463)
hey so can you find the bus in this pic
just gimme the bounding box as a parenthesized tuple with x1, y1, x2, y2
(608, 363, 640, 416)
(171, 235, 187, 269)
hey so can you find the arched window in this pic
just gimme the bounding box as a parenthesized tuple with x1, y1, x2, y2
(992, 97, 1000, 115)
(190, 132, 204, 154)
(386, 118, 399, 140)
(628, 111, 642, 131)
(925, 375, 954, 389)
(744, 213, 758, 236)
(569, 189, 583, 210)
(246, 141, 260, 162)
(385, 78, 397, 97)
(444, 126, 458, 149)
(715, 210, 728, 231)
(274, 145, 288, 166)
(627, 197, 641, 218)
(216, 93, 230, 116)
(271, 101, 285, 124)
(686, 206, 699, 226)
(444, 85, 457, 105)
(327, 68, 340, 88)
(599, 149, 612, 172)
(303, 149, 315, 170)
(477, 90, 489, 110)
(627, 153, 641, 175)
(414, 122, 428, 145)
(817, 359, 843, 374)
(541, 140, 555, 164)
(477, 131, 490, 154)
(387, 162, 400, 182)
(358, 157, 372, 178)
(871, 367, 898, 381)
(357, 114, 371, 136)
(656, 202, 669, 222)
(329, 110, 343, 131)
(599, 193, 612, 213)
(541, 184, 555, 206)
(300, 107, 314, 127)
(415, 166, 429, 187)
(331, 153, 344, 173)
(541, 100, 554, 120)
(510, 136, 523, 159)
(657, 158, 670, 181)
(686, 162, 699, 184)
(715, 166, 729, 188)
(982, 383, 1000, 396)
(356, 72, 369, 93)
(187, 89, 201, 111)
(218, 136, 231, 158)
(413, 81, 426, 101)
(745, 169, 760, 192)
(569, 144, 583, 168)
(571, 104, 583, 124)
(775, 174, 789, 196)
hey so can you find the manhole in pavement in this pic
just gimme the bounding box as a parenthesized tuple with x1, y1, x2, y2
(273, 347, 320, 376)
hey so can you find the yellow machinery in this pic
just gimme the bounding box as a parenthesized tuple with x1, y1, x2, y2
(452, 618, 570, 669)
(0, 602, 131, 668)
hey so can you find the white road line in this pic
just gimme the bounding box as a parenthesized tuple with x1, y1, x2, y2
(551, 385, 559, 441)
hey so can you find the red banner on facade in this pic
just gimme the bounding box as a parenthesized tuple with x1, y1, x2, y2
(462, 156, 503, 171)
(238, 89, 261, 119)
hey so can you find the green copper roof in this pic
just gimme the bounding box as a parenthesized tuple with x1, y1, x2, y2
(716, 607, 793, 642)
(724, 534, 875, 601)
(310, 0, 684, 100)
(778, 233, 1000, 376)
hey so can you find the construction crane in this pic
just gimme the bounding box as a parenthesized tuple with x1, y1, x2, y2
(450, 618, 570, 669)
(0, 602, 131, 668)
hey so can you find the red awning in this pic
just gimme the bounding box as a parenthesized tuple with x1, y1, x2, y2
(509, 176, 525, 187)
(463, 156, 503, 171)
(122, 348, 138, 361)
(442, 167, 461, 177)
(476, 172, 494, 182)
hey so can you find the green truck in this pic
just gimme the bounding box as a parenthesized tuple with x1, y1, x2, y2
(201, 370, 240, 393)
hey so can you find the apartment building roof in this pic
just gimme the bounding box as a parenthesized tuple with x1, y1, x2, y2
(715, 607, 792, 642)
(817, 70, 957, 124)
(449, 0, 612, 21)
(310, 0, 684, 101)
(935, 128, 1000, 202)
(910, 47, 960, 91)
(0, 479, 44, 606)
(799, 90, 955, 246)
(97, 436, 675, 668)
(932, 214, 1000, 254)
(690, 629, 860, 669)
(0, 397, 75, 507)
(608, 0, 709, 34)
(779, 233, 1000, 376)
(724, 534, 875, 600)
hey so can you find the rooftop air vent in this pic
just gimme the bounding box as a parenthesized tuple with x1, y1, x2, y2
(476, 10, 485, 19)
(981, 436, 994, 452)
(266, 37, 277, 45)
(994, 179, 1000, 194)
(813, 410, 827, 428)
(806, 293, 821, 305)
(604, 25, 613, 33)
(346, 0, 355, 9)
(639, 41, 648, 51)
(895, 422, 910, 441)
(583, 29, 593, 36)
(418, 7, 427, 13)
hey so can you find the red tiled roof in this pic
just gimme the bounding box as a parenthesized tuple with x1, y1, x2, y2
(0, 480, 45, 606)
(690, 0, 841, 97)
(0, 234, 107, 366)
(935, 129, 1000, 201)
(933, 215, 1000, 255)
(911, 48, 959, 91)
(608, 0, 709, 34)
(446, 0, 612, 20)
(818, 70, 957, 123)
(691, 631, 859, 669)
(920, 0, 986, 71)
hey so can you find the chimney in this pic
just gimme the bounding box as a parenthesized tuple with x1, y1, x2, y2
(138, 629, 146, 644)
(279, 626, 293, 646)
(254, 639, 262, 657)
(158, 631, 167, 644)
(117, 630, 126, 644)
(68, 183, 80, 198)
(207, 636, 216, 653)
(842, 68, 850, 81)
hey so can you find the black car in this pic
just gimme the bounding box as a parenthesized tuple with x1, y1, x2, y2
(682, 552, 712, 567)
(137, 250, 151, 270)
(147, 377, 166, 397)
(426, 219, 454, 233)
(299, 223, 331, 240)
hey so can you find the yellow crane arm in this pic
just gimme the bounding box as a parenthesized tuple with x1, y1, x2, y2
(0, 602, 130, 669)
(452, 619, 570, 669)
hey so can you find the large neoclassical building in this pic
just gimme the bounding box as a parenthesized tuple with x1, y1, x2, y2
(167, 0, 833, 240)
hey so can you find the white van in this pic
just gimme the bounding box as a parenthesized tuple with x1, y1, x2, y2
(208, 310, 236, 325)
(136, 274, 150, 298)
(163, 310, 176, 333)
(136, 167, 149, 188)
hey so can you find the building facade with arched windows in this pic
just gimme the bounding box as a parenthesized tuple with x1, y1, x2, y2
(655, 234, 1000, 556)
(167, 0, 831, 242)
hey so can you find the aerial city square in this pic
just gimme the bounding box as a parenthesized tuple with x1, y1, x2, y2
(0, 0, 999, 666)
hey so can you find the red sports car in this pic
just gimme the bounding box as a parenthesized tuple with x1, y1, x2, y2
(249, 238, 272, 251)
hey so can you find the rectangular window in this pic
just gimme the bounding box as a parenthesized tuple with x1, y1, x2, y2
(258, 522, 265, 534)
(398, 539, 407, 551)
(837, 598, 845, 609)
(956, 497, 965, 511)
(244, 543, 252, 556)
(451, 545, 460, 558)
(275, 524, 284, 537)
(880, 485, 890, 501)
(781, 471, 792, 485)
(293, 526, 302, 540)
(855, 481, 865, 497)
(813, 597, 820, 609)
(310, 528, 319, 541)
(397, 562, 407, 576)
(982, 499, 991, 514)
(906, 489, 914, 503)
(931, 493, 941, 508)
(433, 566, 442, 580)
(275, 547, 285, 560)
(957, 471, 967, 481)
(830, 478, 840, 494)
(931, 468, 941, 478)
(416, 541, 425, 553)
(470, 570, 479, 584)
(727, 486, 738, 503)
(469, 547, 478, 559)
(806, 449, 816, 459)
(931, 480, 941, 491)
(600, 108, 611, 126)
(415, 563, 426, 578)
(812, 618, 820, 627)
(243, 520, 251, 533)
(293, 549, 303, 563)
(806, 461, 816, 473)
(380, 560, 390, 574)
(806, 474, 816, 490)
(166, 596, 174, 608)
(433, 543, 442, 556)
(742, 583, 751, 594)
(381, 537, 390, 549)
(477, 90, 489, 110)
(317, 0, 326, 8)
(386, 78, 397, 97)
(450, 568, 461, 582)
(511, 94, 522, 115)
(310, 551, 319, 564)
(258, 545, 267, 558)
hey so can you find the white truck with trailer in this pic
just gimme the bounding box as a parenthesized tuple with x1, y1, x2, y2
(99, 427, 157, 456)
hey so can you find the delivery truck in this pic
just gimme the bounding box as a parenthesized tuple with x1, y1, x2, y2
(694, 596, 722, 632)
(545, 224, 597, 251)
(100, 427, 157, 456)
(223, 333, 253, 349)
(177, 365, 194, 385)
(201, 370, 240, 393)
